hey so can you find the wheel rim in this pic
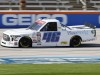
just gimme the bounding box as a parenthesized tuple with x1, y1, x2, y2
(71, 37, 81, 47)
(20, 38, 31, 48)
(73, 38, 80, 47)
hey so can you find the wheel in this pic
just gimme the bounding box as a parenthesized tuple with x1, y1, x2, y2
(19, 37, 32, 48)
(70, 36, 81, 47)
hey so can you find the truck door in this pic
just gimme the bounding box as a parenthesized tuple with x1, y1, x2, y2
(40, 22, 61, 46)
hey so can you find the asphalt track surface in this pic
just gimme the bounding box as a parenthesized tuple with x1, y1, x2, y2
(0, 29, 100, 58)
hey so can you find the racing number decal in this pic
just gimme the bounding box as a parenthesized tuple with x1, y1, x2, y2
(43, 32, 61, 42)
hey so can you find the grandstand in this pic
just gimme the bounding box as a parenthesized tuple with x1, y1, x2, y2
(0, 0, 99, 10)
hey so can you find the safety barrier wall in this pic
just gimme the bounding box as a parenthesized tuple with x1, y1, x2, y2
(0, 11, 100, 28)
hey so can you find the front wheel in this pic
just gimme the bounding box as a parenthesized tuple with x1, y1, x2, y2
(70, 37, 81, 47)
(19, 37, 32, 48)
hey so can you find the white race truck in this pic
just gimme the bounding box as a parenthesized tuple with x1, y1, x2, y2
(1, 19, 96, 48)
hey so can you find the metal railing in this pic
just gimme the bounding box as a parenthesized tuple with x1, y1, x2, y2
(80, 0, 87, 10)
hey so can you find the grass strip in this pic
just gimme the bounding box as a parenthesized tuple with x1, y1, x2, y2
(0, 64, 100, 75)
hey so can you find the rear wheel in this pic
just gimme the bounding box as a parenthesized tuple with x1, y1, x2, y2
(19, 37, 32, 48)
(70, 36, 81, 47)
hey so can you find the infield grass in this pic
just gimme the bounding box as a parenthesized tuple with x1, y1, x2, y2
(0, 64, 100, 75)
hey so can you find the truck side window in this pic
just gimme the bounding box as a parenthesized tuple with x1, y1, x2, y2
(41, 22, 57, 31)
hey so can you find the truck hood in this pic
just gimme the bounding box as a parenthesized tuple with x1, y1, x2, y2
(3, 28, 35, 35)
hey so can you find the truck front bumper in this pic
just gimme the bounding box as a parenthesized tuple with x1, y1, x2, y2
(1, 39, 19, 47)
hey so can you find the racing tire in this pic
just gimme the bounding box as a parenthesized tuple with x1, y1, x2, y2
(19, 37, 32, 48)
(70, 36, 81, 47)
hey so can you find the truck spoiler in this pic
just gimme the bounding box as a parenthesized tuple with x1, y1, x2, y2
(85, 23, 96, 29)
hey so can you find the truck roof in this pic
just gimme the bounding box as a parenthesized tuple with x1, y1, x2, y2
(41, 19, 59, 23)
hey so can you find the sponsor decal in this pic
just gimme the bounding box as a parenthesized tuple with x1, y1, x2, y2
(43, 32, 61, 42)
(0, 14, 100, 28)
(58, 27, 61, 29)
(32, 39, 37, 43)
(2, 14, 67, 26)
(32, 37, 37, 43)
(37, 32, 41, 45)
(14, 42, 18, 45)
(35, 19, 46, 25)
(67, 30, 88, 35)
(61, 41, 68, 44)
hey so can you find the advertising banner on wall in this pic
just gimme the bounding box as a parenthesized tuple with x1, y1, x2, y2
(0, 11, 100, 28)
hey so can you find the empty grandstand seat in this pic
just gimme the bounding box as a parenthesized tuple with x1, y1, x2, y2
(26, 0, 73, 10)
(0, 0, 97, 10)
(92, 5, 100, 10)
(90, 0, 100, 10)
(90, 0, 100, 5)
(0, 0, 73, 10)
(0, 0, 19, 10)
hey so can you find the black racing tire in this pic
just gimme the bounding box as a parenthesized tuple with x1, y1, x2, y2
(70, 36, 81, 47)
(19, 37, 32, 48)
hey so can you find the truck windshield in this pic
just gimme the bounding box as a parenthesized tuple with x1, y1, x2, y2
(28, 22, 42, 30)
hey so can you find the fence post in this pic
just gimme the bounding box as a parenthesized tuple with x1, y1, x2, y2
(9, 0, 12, 10)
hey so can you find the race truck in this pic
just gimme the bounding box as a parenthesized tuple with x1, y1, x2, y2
(1, 19, 96, 48)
